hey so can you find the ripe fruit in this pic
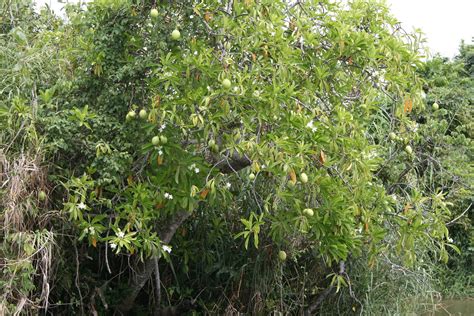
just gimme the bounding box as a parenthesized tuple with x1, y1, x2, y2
(300, 173, 308, 183)
(389, 132, 397, 141)
(38, 191, 47, 201)
(432, 102, 439, 110)
(249, 173, 255, 180)
(160, 135, 168, 144)
(303, 208, 314, 217)
(278, 250, 287, 261)
(139, 109, 147, 119)
(222, 78, 231, 89)
(404, 145, 413, 154)
(150, 8, 158, 18)
(171, 29, 181, 40)
(152, 136, 160, 146)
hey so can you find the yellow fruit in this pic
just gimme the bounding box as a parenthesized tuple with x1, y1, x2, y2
(303, 208, 314, 217)
(278, 250, 287, 261)
(249, 173, 255, 180)
(300, 173, 308, 183)
(150, 8, 158, 18)
(432, 102, 439, 110)
(38, 191, 47, 201)
(171, 29, 181, 40)
(222, 78, 231, 89)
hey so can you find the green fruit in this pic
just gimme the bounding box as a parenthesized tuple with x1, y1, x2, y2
(278, 250, 287, 261)
(171, 29, 181, 40)
(249, 173, 255, 180)
(128, 110, 136, 119)
(150, 8, 158, 18)
(126, 113, 132, 121)
(432, 102, 439, 110)
(152, 136, 160, 146)
(222, 78, 231, 89)
(303, 208, 314, 217)
(38, 191, 47, 201)
(389, 132, 397, 141)
(139, 109, 147, 119)
(208, 139, 216, 147)
(210, 144, 219, 153)
(160, 135, 168, 144)
(300, 173, 308, 183)
(404, 145, 413, 154)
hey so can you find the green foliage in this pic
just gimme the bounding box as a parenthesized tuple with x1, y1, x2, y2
(1, 0, 471, 314)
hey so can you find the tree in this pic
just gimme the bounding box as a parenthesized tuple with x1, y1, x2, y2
(1, 0, 459, 314)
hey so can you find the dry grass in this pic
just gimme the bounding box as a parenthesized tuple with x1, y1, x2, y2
(0, 150, 55, 314)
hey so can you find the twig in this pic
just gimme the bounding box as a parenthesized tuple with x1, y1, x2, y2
(74, 243, 85, 315)
(446, 203, 472, 227)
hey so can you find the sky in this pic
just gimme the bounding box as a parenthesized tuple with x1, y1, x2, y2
(36, 0, 473, 58)
(385, 0, 473, 58)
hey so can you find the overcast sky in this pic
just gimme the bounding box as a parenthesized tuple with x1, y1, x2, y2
(36, 0, 473, 58)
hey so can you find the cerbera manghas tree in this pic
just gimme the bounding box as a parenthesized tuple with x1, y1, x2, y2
(39, 0, 453, 312)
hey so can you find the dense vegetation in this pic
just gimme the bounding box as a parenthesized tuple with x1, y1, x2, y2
(0, 0, 472, 314)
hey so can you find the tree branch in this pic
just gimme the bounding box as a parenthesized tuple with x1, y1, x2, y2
(446, 203, 472, 227)
(304, 261, 345, 315)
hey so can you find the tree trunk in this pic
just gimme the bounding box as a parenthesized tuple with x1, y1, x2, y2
(116, 210, 191, 314)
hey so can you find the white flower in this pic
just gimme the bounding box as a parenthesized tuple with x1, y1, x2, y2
(89, 226, 95, 234)
(261, 164, 266, 169)
(158, 150, 163, 156)
(109, 242, 117, 250)
(77, 202, 87, 210)
(162, 245, 172, 253)
(189, 15, 194, 19)
(306, 120, 317, 132)
(194, 51, 198, 55)
(447, 237, 454, 243)
(117, 231, 125, 238)
(225, 182, 232, 189)
(164, 192, 173, 200)
(194, 168, 200, 174)
(159, 124, 166, 132)
(390, 194, 397, 202)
